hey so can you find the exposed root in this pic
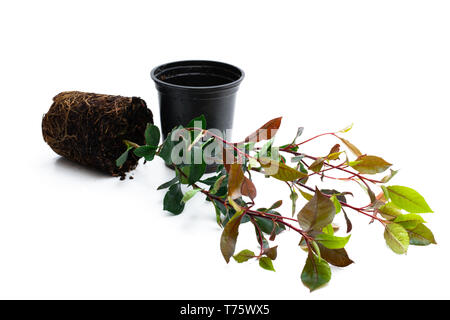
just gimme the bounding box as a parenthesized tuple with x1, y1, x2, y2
(42, 91, 153, 176)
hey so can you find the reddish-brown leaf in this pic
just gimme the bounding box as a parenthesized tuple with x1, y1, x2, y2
(328, 144, 340, 155)
(317, 243, 354, 267)
(241, 176, 257, 200)
(327, 144, 342, 160)
(297, 188, 336, 231)
(220, 211, 245, 263)
(228, 163, 245, 199)
(239, 117, 282, 143)
(342, 208, 353, 233)
(338, 137, 363, 157)
(263, 246, 278, 260)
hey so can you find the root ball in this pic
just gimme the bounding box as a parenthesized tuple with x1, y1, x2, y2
(42, 91, 153, 176)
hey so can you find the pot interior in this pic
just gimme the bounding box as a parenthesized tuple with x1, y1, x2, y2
(153, 61, 243, 88)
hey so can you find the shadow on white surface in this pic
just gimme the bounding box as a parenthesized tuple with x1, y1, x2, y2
(53, 157, 112, 180)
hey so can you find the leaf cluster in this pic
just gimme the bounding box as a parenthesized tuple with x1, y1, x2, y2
(116, 115, 436, 292)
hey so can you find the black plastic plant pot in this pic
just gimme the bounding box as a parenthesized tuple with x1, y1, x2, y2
(151, 60, 244, 142)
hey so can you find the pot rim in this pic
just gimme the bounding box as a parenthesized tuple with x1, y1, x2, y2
(150, 60, 245, 92)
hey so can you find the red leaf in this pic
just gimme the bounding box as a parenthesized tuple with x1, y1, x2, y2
(239, 117, 282, 143)
(328, 144, 340, 155)
(241, 177, 257, 200)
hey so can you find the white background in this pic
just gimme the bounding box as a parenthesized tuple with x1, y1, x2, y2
(0, 0, 449, 299)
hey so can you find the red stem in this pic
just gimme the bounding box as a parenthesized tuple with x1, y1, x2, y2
(283, 132, 337, 148)
(304, 154, 382, 184)
(250, 216, 265, 256)
(179, 129, 387, 227)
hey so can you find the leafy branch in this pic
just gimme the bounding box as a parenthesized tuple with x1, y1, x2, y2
(116, 116, 435, 292)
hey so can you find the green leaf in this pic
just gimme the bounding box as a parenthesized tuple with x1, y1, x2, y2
(290, 189, 298, 216)
(338, 123, 353, 133)
(200, 175, 220, 186)
(394, 214, 425, 230)
(181, 188, 201, 203)
(248, 157, 261, 169)
(159, 141, 174, 165)
(233, 249, 255, 263)
(297, 188, 336, 231)
(407, 223, 436, 246)
(163, 183, 185, 215)
(381, 169, 399, 183)
(228, 197, 243, 213)
(320, 189, 348, 204)
(159, 128, 181, 165)
(244, 142, 256, 153)
(176, 166, 190, 185)
(133, 145, 157, 161)
(291, 155, 305, 163)
(254, 211, 286, 235)
(322, 224, 334, 235)
(327, 151, 343, 161)
(144, 123, 160, 146)
(330, 195, 342, 214)
(188, 162, 206, 185)
(210, 175, 226, 194)
(259, 257, 275, 272)
(297, 161, 309, 184)
(301, 253, 332, 292)
(268, 200, 283, 210)
(381, 185, 390, 201)
(157, 176, 179, 190)
(220, 211, 244, 263)
(212, 199, 227, 227)
(123, 140, 139, 149)
(299, 189, 314, 201)
(184, 146, 207, 185)
(327, 144, 341, 159)
(349, 155, 392, 174)
(309, 157, 325, 172)
(314, 233, 351, 249)
(213, 207, 222, 227)
(292, 127, 304, 143)
(259, 158, 308, 181)
(211, 176, 229, 198)
(187, 115, 206, 142)
(317, 243, 353, 267)
(187, 114, 206, 130)
(254, 225, 269, 249)
(353, 179, 377, 204)
(378, 202, 402, 220)
(384, 223, 409, 254)
(116, 146, 133, 168)
(175, 156, 206, 185)
(258, 140, 274, 159)
(386, 186, 433, 213)
(311, 240, 321, 259)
